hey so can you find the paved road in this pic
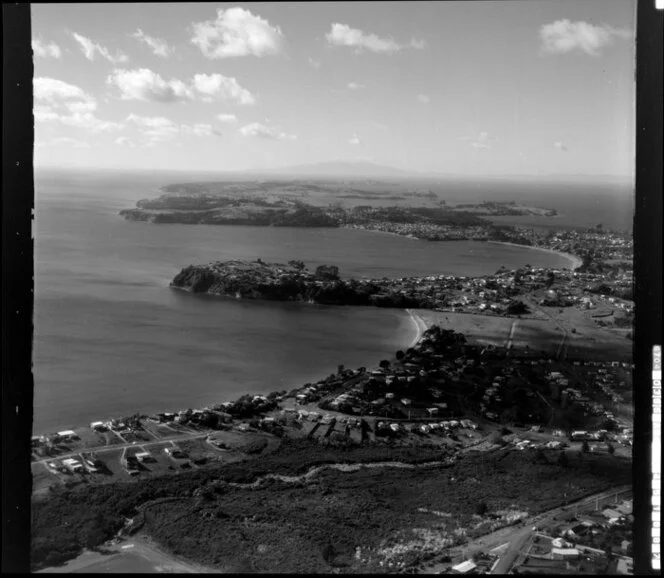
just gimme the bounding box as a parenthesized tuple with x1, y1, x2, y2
(33, 430, 213, 466)
(419, 484, 631, 574)
(505, 319, 519, 349)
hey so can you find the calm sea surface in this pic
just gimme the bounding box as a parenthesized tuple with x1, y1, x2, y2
(33, 169, 611, 433)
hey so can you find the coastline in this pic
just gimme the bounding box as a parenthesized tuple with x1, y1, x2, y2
(343, 225, 419, 241)
(486, 241, 583, 270)
(406, 308, 429, 348)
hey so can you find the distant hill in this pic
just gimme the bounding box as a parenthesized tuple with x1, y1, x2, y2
(247, 161, 421, 179)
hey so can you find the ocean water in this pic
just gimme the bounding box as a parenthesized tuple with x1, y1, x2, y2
(32, 169, 612, 434)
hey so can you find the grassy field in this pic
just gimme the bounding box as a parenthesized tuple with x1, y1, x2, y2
(414, 308, 631, 362)
(414, 310, 516, 348)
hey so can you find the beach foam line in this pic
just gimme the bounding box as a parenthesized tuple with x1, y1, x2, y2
(486, 241, 583, 270)
(406, 309, 429, 348)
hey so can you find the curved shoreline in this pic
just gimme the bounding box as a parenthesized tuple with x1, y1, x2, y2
(485, 241, 582, 270)
(406, 308, 429, 348)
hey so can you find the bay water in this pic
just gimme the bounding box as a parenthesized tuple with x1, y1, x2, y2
(33, 169, 597, 434)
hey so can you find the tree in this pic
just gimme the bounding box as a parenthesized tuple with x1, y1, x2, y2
(607, 443, 615, 455)
(288, 260, 306, 271)
(396, 350, 405, 361)
(545, 271, 555, 288)
(507, 300, 530, 316)
(476, 501, 489, 516)
(315, 264, 340, 281)
(557, 452, 569, 467)
(379, 359, 391, 370)
(534, 448, 549, 464)
(500, 407, 518, 425)
(582, 440, 590, 453)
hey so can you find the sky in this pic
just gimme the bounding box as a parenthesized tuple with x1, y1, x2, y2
(31, 1, 636, 177)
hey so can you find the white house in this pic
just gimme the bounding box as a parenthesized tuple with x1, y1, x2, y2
(551, 548, 580, 560)
(451, 560, 477, 574)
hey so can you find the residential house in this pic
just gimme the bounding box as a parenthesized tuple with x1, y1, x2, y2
(551, 548, 580, 560)
(451, 560, 477, 574)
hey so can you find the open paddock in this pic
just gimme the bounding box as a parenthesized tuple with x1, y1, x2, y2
(102, 431, 125, 446)
(176, 439, 229, 465)
(414, 306, 631, 363)
(509, 319, 565, 353)
(541, 306, 632, 362)
(414, 310, 516, 348)
(141, 421, 183, 439)
(32, 463, 65, 495)
(165, 422, 197, 435)
(73, 427, 108, 449)
(130, 446, 186, 477)
(121, 430, 154, 444)
(96, 448, 131, 478)
(519, 557, 574, 573)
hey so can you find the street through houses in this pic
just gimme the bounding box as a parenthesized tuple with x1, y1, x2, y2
(419, 484, 632, 574)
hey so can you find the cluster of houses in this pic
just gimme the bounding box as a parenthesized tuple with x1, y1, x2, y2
(557, 499, 633, 541)
(294, 371, 359, 406)
(31, 429, 79, 448)
(587, 368, 628, 405)
(375, 418, 478, 436)
(543, 229, 632, 262)
(46, 454, 102, 475)
(545, 363, 630, 423)
(31, 430, 82, 457)
(346, 221, 490, 242)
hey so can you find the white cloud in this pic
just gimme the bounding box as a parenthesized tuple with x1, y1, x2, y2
(347, 82, 364, 90)
(410, 38, 426, 50)
(34, 104, 59, 122)
(115, 136, 137, 148)
(554, 141, 568, 151)
(34, 77, 95, 108)
(192, 73, 255, 105)
(32, 39, 62, 59)
(107, 68, 194, 102)
(58, 113, 123, 132)
(107, 69, 255, 105)
(539, 20, 633, 56)
(34, 77, 121, 131)
(308, 57, 321, 68)
(181, 123, 216, 137)
(72, 32, 128, 64)
(191, 7, 284, 59)
(42, 137, 91, 148)
(417, 94, 431, 104)
(239, 122, 296, 140)
(132, 29, 173, 58)
(127, 113, 180, 140)
(349, 133, 362, 146)
(326, 23, 420, 54)
(126, 114, 219, 144)
(65, 100, 97, 114)
(372, 122, 388, 131)
(216, 113, 238, 124)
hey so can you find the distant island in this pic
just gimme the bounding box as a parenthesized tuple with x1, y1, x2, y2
(119, 181, 557, 238)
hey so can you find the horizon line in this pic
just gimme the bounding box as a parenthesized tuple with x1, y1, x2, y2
(34, 164, 634, 182)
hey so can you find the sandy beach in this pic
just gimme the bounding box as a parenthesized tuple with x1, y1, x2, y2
(406, 308, 429, 347)
(486, 241, 583, 270)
